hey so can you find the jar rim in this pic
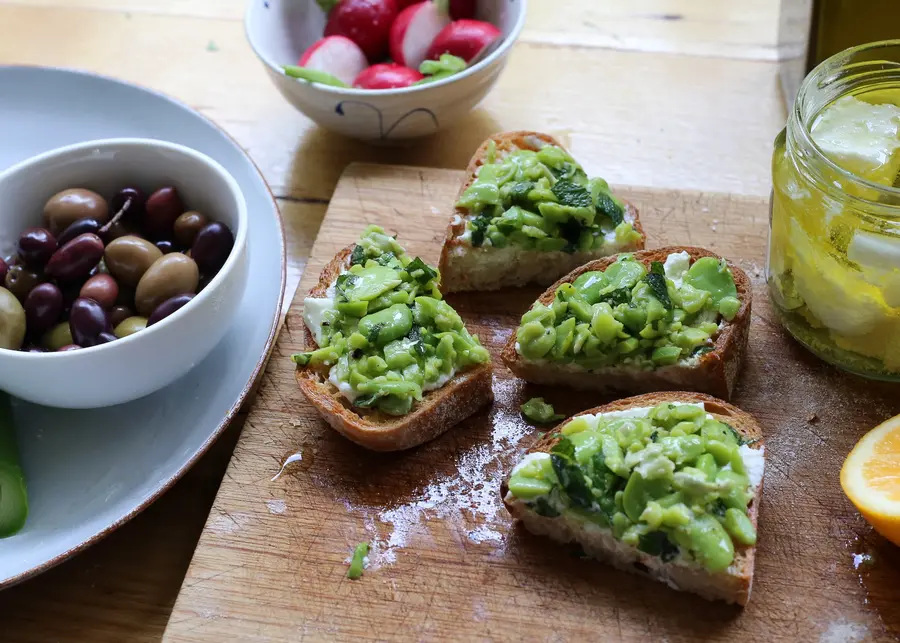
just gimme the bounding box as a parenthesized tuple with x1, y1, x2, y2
(792, 39, 900, 205)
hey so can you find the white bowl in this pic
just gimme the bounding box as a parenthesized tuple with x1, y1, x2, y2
(0, 138, 249, 408)
(245, 0, 527, 142)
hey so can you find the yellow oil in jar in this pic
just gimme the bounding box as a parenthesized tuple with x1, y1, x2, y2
(769, 84, 900, 378)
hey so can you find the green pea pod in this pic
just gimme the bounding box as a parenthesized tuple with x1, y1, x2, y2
(283, 65, 349, 88)
(0, 393, 28, 538)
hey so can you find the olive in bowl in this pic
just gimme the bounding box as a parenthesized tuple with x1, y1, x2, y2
(0, 138, 248, 408)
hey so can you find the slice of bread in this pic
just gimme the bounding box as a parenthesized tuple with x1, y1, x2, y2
(438, 131, 646, 292)
(502, 391, 765, 606)
(295, 246, 493, 452)
(501, 246, 751, 400)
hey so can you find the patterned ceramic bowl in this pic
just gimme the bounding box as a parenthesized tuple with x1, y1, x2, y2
(245, 0, 527, 142)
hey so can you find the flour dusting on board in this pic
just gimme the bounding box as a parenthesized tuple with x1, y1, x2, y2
(362, 377, 533, 568)
(819, 618, 868, 643)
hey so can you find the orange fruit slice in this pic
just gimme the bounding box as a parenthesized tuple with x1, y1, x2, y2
(841, 414, 900, 546)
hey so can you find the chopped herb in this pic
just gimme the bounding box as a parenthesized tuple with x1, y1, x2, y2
(532, 497, 560, 518)
(349, 245, 366, 266)
(335, 273, 359, 302)
(551, 179, 594, 209)
(366, 323, 384, 344)
(551, 453, 594, 509)
(650, 261, 665, 277)
(602, 288, 631, 306)
(558, 218, 584, 254)
(693, 346, 714, 357)
(638, 531, 679, 562)
(509, 181, 535, 206)
(550, 434, 575, 459)
(353, 393, 383, 409)
(650, 430, 659, 442)
(347, 542, 369, 579)
(712, 498, 728, 518)
(597, 192, 625, 226)
(408, 325, 427, 356)
(406, 257, 438, 285)
(644, 271, 672, 310)
(375, 252, 397, 267)
(725, 423, 747, 446)
(470, 213, 492, 247)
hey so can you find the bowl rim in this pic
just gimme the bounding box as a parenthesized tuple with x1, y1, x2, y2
(0, 136, 249, 360)
(244, 0, 528, 97)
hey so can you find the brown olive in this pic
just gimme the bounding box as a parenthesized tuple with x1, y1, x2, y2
(135, 253, 199, 316)
(57, 344, 81, 352)
(57, 218, 102, 247)
(43, 188, 109, 236)
(114, 316, 147, 338)
(0, 287, 26, 350)
(44, 233, 104, 282)
(144, 186, 184, 240)
(69, 297, 110, 347)
(4, 264, 43, 301)
(110, 187, 146, 225)
(42, 321, 73, 351)
(0, 257, 8, 285)
(155, 240, 176, 254)
(80, 274, 119, 309)
(109, 305, 133, 329)
(173, 211, 208, 247)
(104, 235, 163, 287)
(96, 332, 118, 345)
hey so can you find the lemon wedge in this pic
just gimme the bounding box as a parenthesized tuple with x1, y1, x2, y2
(841, 414, 900, 546)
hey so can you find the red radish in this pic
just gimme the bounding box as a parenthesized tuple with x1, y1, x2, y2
(395, 0, 419, 7)
(389, 1, 451, 69)
(425, 19, 500, 63)
(325, 0, 398, 62)
(354, 63, 424, 89)
(298, 35, 368, 85)
(449, 0, 476, 19)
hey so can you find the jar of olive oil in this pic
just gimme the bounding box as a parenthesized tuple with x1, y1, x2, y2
(768, 40, 900, 379)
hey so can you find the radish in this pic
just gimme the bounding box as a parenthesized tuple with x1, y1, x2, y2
(296, 35, 368, 86)
(354, 63, 424, 89)
(425, 19, 500, 63)
(389, 1, 451, 69)
(325, 0, 398, 62)
(449, 0, 476, 19)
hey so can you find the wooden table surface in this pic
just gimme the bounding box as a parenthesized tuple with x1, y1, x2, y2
(0, 1, 789, 640)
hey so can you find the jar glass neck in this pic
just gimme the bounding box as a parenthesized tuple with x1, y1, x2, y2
(787, 40, 900, 213)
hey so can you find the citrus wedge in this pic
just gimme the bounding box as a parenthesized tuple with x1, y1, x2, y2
(841, 414, 900, 546)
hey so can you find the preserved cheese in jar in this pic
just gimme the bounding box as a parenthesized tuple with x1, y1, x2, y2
(768, 40, 900, 378)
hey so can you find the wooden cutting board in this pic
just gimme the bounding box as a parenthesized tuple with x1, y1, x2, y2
(165, 163, 900, 642)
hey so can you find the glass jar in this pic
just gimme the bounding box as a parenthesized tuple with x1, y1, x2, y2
(768, 40, 900, 380)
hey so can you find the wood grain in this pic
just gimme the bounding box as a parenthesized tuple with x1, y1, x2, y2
(166, 164, 900, 642)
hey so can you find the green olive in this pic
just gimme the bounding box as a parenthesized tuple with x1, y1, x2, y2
(134, 253, 199, 317)
(42, 321, 73, 351)
(114, 316, 148, 339)
(0, 287, 26, 350)
(104, 236, 163, 287)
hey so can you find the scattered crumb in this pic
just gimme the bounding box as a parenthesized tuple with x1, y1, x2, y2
(701, 207, 709, 213)
(852, 552, 873, 569)
(807, 412, 819, 423)
(206, 40, 219, 52)
(819, 618, 868, 643)
(265, 499, 287, 515)
(710, 225, 717, 232)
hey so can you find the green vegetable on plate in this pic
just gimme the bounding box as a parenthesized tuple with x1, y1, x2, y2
(0, 392, 28, 538)
(520, 397, 565, 424)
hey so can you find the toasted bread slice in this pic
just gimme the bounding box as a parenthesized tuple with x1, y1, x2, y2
(439, 131, 646, 292)
(502, 391, 765, 606)
(501, 246, 751, 400)
(295, 246, 493, 452)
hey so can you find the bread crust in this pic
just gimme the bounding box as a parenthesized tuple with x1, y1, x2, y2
(294, 246, 493, 452)
(500, 246, 751, 400)
(438, 131, 646, 292)
(501, 391, 764, 606)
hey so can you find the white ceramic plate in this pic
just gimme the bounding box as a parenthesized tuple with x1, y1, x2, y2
(0, 67, 286, 587)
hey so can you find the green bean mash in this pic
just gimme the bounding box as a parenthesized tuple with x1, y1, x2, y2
(515, 252, 741, 369)
(520, 397, 565, 424)
(294, 226, 490, 416)
(506, 402, 762, 572)
(456, 142, 643, 253)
